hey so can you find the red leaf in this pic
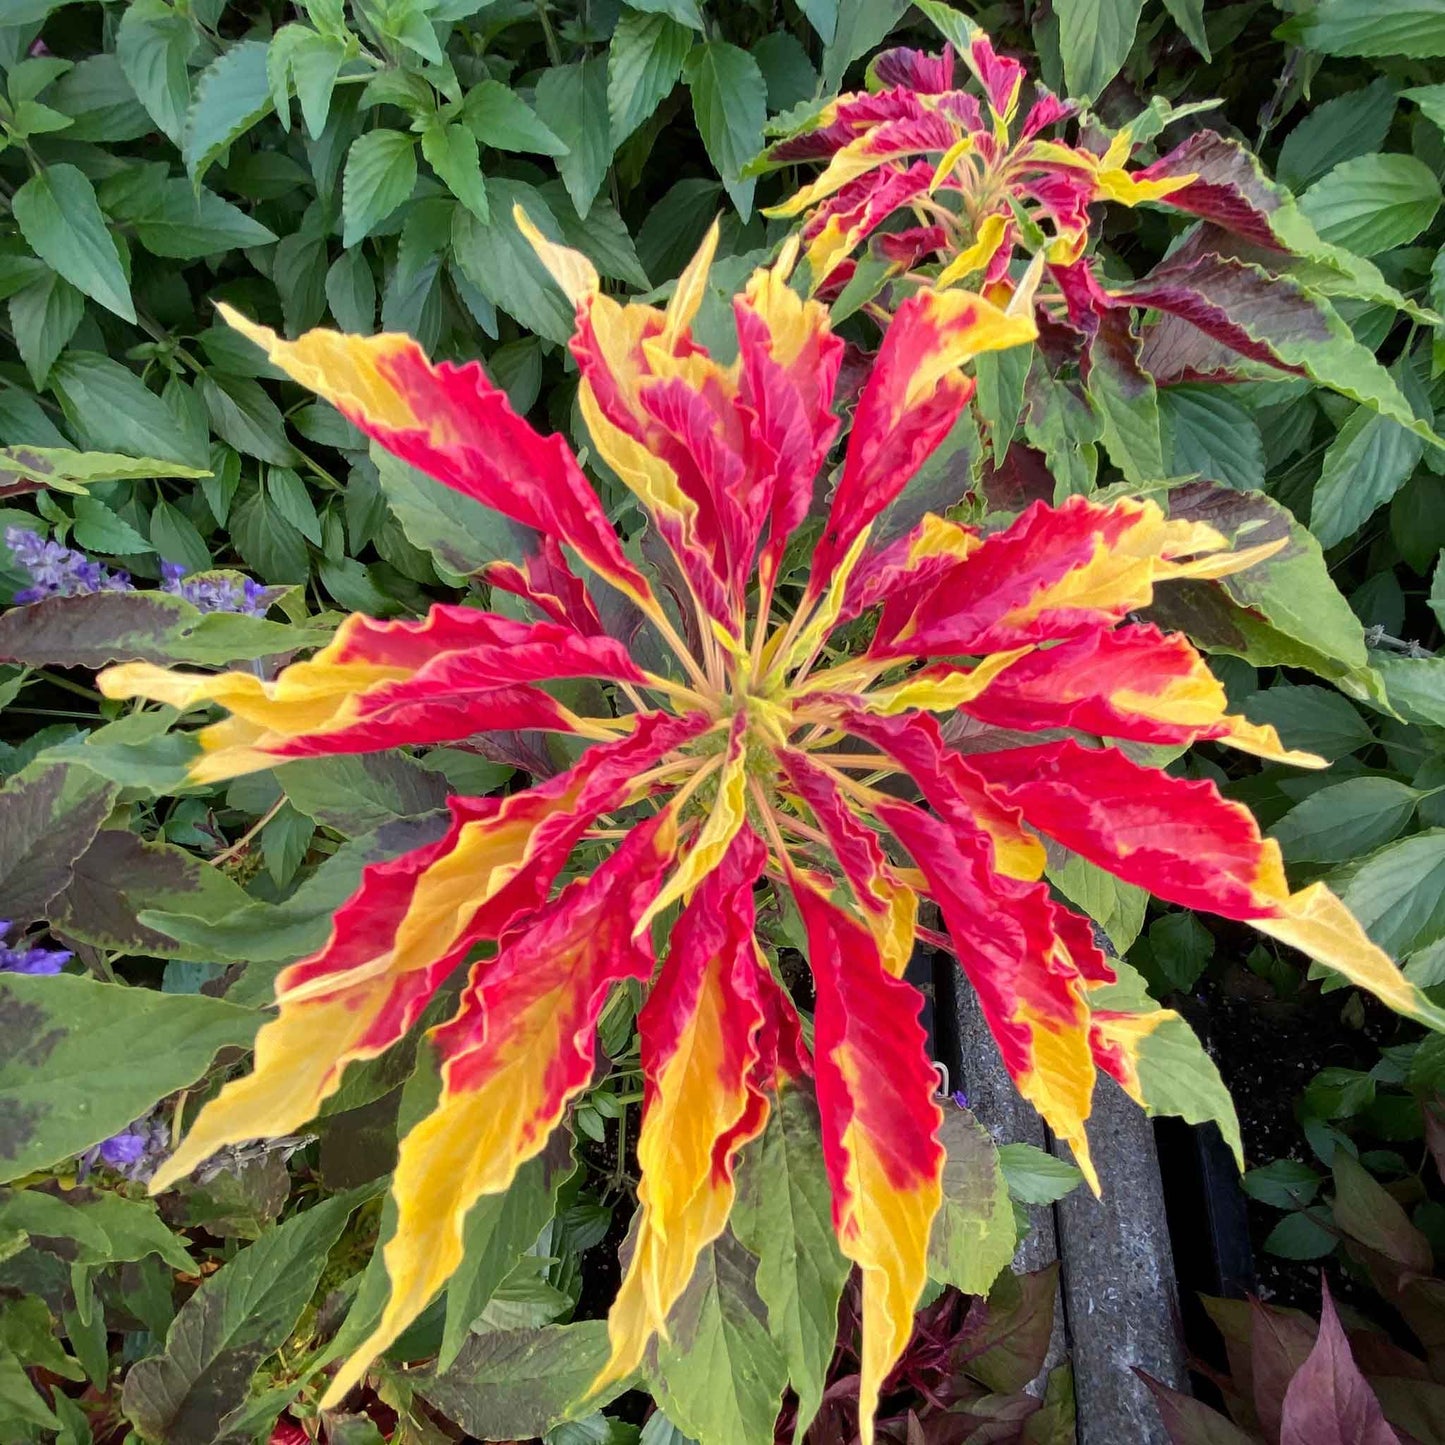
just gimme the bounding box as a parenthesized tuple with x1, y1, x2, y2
(1278, 1281, 1400, 1445)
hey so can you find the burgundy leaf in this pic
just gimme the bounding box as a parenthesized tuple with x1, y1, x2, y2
(1135, 131, 1287, 252)
(1250, 1299, 1316, 1444)
(1140, 1374, 1258, 1445)
(1278, 1281, 1400, 1445)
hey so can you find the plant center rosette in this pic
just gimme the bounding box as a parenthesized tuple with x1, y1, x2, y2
(99, 216, 1444, 1441)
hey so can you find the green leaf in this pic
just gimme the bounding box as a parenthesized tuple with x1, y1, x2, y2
(1087, 325, 1164, 485)
(1147, 911, 1215, 992)
(1159, 386, 1264, 493)
(1160, 0, 1209, 57)
(1375, 654, 1445, 728)
(649, 1231, 787, 1445)
(928, 1109, 1016, 1296)
(609, 10, 691, 146)
(113, 178, 277, 259)
(50, 53, 153, 143)
(534, 58, 612, 221)
(753, 31, 817, 112)
(1056, 0, 1144, 100)
(121, 1190, 367, 1443)
(732, 1083, 849, 1439)
(343, 129, 417, 247)
(0, 760, 118, 922)
(462, 80, 568, 157)
(1046, 849, 1147, 953)
(49, 828, 252, 957)
(231, 482, 310, 583)
(1431, 552, 1445, 630)
(11, 164, 134, 323)
(1301, 154, 1443, 257)
(1085, 959, 1243, 1167)
(0, 1347, 57, 1430)
(200, 373, 296, 466)
(1331, 831, 1445, 960)
(72, 495, 153, 555)
(50, 353, 208, 467)
(1270, 778, 1420, 866)
(0, 447, 201, 498)
(0, 973, 259, 1180)
(996, 1143, 1084, 1205)
(684, 42, 767, 222)
(115, 0, 196, 145)
(974, 345, 1030, 459)
(1242, 683, 1372, 760)
(1242, 1159, 1321, 1210)
(1332, 1150, 1433, 1271)
(422, 120, 489, 223)
(266, 465, 323, 544)
(0, 590, 333, 668)
(1024, 369, 1101, 499)
(1313, 396, 1426, 548)
(0, 1189, 193, 1271)
(1278, 78, 1397, 192)
(439, 1128, 574, 1372)
(821, 0, 910, 92)
(9, 271, 82, 389)
(326, 249, 377, 333)
(417, 1323, 620, 1438)
(280, 752, 448, 835)
(270, 25, 346, 140)
(1404, 83, 1445, 133)
(624, 0, 705, 28)
(183, 40, 275, 184)
(263, 802, 315, 885)
(451, 179, 576, 346)
(1143, 483, 1381, 702)
(150, 498, 212, 573)
(1299, 0, 1445, 59)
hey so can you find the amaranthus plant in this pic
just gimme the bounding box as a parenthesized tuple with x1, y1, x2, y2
(99, 219, 1443, 1441)
(755, 13, 1435, 484)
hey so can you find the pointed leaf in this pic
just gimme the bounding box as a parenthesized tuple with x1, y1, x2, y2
(342, 130, 417, 247)
(183, 40, 275, 184)
(684, 42, 766, 221)
(11, 164, 134, 322)
(534, 58, 611, 220)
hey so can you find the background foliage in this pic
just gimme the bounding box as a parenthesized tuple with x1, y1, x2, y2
(3, 0, 1445, 1441)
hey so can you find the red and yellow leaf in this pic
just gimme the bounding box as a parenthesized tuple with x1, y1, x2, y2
(790, 872, 943, 1445)
(321, 808, 679, 1408)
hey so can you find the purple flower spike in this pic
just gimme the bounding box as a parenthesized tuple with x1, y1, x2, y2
(6, 526, 133, 601)
(161, 563, 270, 616)
(0, 921, 71, 975)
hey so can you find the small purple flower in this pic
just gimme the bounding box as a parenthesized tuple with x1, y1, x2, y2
(81, 1112, 171, 1182)
(950, 1089, 970, 1110)
(6, 526, 131, 602)
(161, 563, 270, 617)
(0, 921, 71, 975)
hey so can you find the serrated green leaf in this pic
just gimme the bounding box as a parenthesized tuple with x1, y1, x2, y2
(1270, 777, 1420, 866)
(534, 58, 612, 221)
(451, 179, 575, 345)
(1242, 682, 1372, 760)
(12, 164, 134, 323)
(121, 1190, 366, 1442)
(279, 752, 447, 835)
(1301, 154, 1443, 257)
(650, 1232, 787, 1445)
(1085, 959, 1243, 1167)
(422, 119, 489, 222)
(684, 42, 766, 222)
(342, 129, 417, 246)
(609, 11, 691, 145)
(148, 498, 211, 572)
(462, 79, 568, 157)
(200, 373, 296, 466)
(417, 1323, 622, 1437)
(231, 481, 311, 583)
(1160, 386, 1265, 492)
(1299, 0, 1445, 59)
(1160, 0, 1209, 57)
(1046, 848, 1148, 953)
(1331, 831, 1445, 960)
(51, 353, 206, 466)
(1278, 78, 1397, 192)
(624, 0, 705, 28)
(0, 972, 259, 1180)
(116, 0, 196, 145)
(8, 271, 82, 389)
(266, 465, 322, 544)
(821, 0, 910, 91)
(1311, 400, 1424, 549)
(115, 178, 277, 259)
(326, 248, 377, 332)
(72, 495, 152, 555)
(183, 40, 275, 184)
(928, 1109, 1016, 1296)
(732, 1084, 848, 1438)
